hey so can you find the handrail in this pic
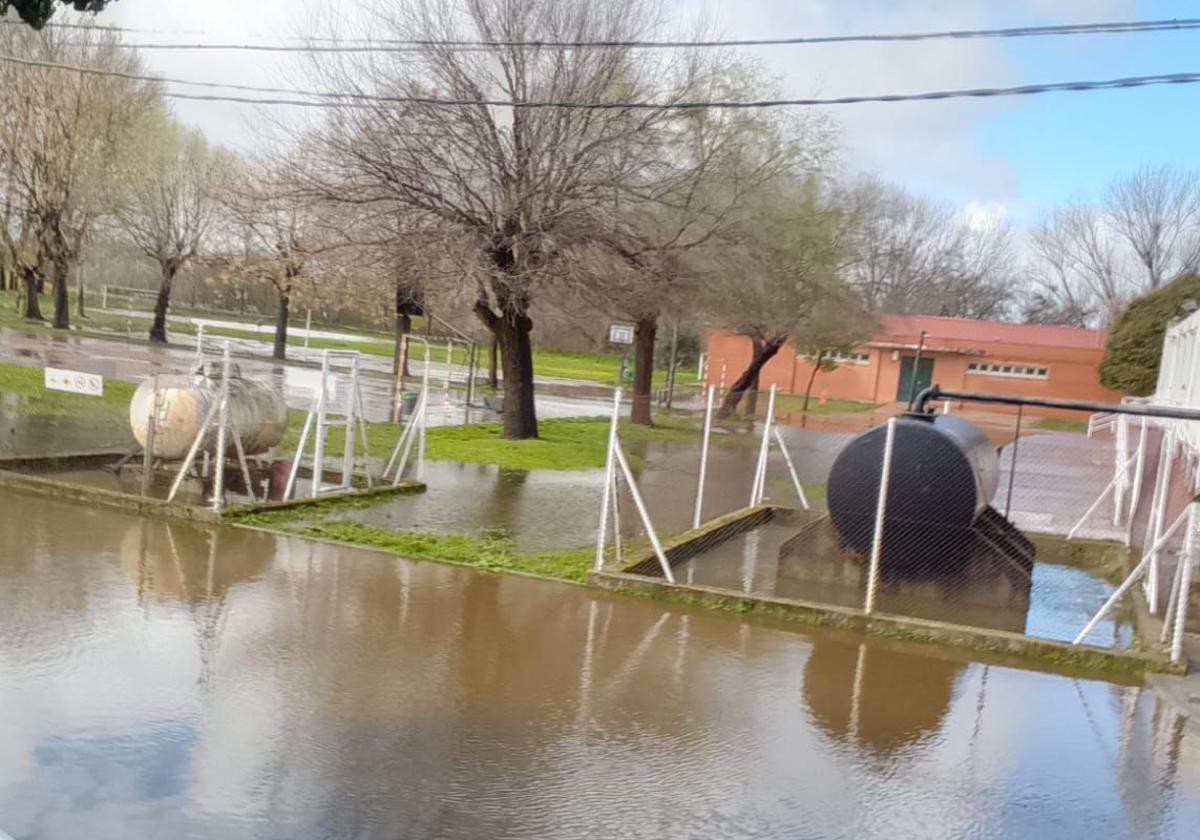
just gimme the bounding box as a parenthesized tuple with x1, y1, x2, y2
(911, 385, 1200, 423)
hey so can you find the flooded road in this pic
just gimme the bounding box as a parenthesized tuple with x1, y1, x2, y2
(0, 489, 1198, 839)
(0, 326, 613, 426)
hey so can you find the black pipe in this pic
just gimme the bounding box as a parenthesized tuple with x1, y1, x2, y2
(912, 385, 1200, 422)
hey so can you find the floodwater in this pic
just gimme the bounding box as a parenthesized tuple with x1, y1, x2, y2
(0, 490, 1198, 839)
(321, 433, 836, 552)
(674, 520, 1135, 647)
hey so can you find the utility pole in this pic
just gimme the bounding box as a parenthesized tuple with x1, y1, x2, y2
(907, 329, 927, 407)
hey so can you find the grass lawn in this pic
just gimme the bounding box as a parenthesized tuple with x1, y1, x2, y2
(1033, 417, 1090, 433)
(0, 359, 134, 422)
(279, 412, 714, 471)
(230, 512, 595, 582)
(771, 393, 879, 415)
(1, 290, 694, 387)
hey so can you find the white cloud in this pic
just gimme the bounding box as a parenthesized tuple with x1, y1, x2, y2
(100, 0, 1137, 214)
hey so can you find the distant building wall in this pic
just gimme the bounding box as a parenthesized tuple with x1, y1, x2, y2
(705, 314, 1122, 414)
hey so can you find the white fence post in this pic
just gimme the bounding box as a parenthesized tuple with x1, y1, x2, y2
(864, 417, 897, 615)
(211, 342, 232, 513)
(594, 389, 622, 572)
(749, 385, 776, 506)
(692, 385, 715, 528)
(1171, 505, 1196, 663)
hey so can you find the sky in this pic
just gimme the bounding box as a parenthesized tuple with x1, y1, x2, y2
(95, 0, 1200, 229)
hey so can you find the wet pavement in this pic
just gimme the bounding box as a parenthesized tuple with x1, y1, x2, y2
(0, 326, 613, 425)
(0, 488, 1198, 839)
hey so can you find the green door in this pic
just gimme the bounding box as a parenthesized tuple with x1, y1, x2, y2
(896, 356, 935, 403)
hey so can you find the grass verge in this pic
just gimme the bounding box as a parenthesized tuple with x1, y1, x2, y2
(279, 413, 716, 471)
(1033, 416, 1089, 433)
(239, 515, 594, 583)
(0, 359, 134, 421)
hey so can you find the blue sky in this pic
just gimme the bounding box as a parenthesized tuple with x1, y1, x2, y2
(975, 1, 1200, 220)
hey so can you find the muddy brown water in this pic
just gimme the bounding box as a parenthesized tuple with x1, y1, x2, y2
(0, 489, 1198, 839)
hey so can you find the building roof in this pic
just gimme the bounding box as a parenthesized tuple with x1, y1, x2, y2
(878, 313, 1107, 350)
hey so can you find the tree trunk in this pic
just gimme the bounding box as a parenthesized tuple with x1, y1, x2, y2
(718, 337, 785, 418)
(744, 360, 761, 416)
(393, 312, 412, 378)
(149, 262, 177, 344)
(76, 263, 86, 318)
(630, 315, 657, 426)
(802, 350, 825, 413)
(273, 287, 290, 360)
(20, 268, 44, 321)
(51, 256, 69, 330)
(487, 335, 499, 389)
(492, 314, 538, 439)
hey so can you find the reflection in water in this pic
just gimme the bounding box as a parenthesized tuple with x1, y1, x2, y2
(802, 639, 963, 755)
(0, 489, 1197, 839)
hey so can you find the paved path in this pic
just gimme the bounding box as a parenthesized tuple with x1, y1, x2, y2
(0, 326, 613, 425)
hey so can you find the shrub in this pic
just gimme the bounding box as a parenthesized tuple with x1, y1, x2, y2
(1100, 273, 1200, 395)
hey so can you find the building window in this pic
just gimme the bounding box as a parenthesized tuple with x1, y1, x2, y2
(966, 361, 1049, 380)
(805, 350, 869, 365)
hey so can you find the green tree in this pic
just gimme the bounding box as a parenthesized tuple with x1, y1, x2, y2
(1099, 272, 1200, 395)
(0, 1, 114, 29)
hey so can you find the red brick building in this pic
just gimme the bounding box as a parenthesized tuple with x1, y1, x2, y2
(705, 314, 1123, 409)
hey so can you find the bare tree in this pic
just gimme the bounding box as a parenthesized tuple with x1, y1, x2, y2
(585, 65, 830, 425)
(114, 123, 223, 343)
(0, 21, 153, 327)
(221, 159, 329, 360)
(1106, 164, 1200, 289)
(1028, 203, 1124, 325)
(840, 177, 1014, 320)
(306, 0, 692, 439)
(701, 177, 867, 417)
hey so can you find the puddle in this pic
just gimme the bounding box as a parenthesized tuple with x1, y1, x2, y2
(0, 489, 1195, 838)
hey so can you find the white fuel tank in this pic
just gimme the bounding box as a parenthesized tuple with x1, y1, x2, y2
(129, 365, 287, 460)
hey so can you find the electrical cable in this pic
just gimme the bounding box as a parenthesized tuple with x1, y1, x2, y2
(3, 53, 1200, 110)
(4, 15, 1200, 52)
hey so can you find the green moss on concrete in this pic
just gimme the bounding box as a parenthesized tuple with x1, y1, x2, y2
(246, 517, 594, 583)
(222, 481, 425, 523)
(1026, 531, 1131, 585)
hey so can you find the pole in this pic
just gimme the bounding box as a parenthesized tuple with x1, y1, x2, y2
(665, 321, 679, 410)
(341, 354, 358, 490)
(692, 385, 715, 529)
(906, 330, 927, 407)
(1171, 505, 1197, 663)
(303, 309, 312, 361)
(1073, 504, 1192, 644)
(211, 343, 232, 513)
(466, 340, 477, 406)
(140, 375, 159, 497)
(864, 417, 897, 615)
(1005, 404, 1022, 518)
(311, 351, 329, 498)
(754, 385, 778, 504)
(774, 426, 809, 510)
(613, 440, 674, 583)
(1125, 417, 1149, 547)
(595, 388, 622, 571)
(749, 385, 776, 506)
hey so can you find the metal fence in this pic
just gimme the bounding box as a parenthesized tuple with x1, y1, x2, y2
(598, 384, 1200, 663)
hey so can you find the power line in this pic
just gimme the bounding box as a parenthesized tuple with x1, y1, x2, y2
(3, 53, 1200, 110)
(4, 16, 1200, 52)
